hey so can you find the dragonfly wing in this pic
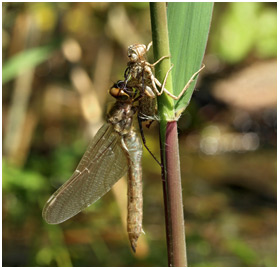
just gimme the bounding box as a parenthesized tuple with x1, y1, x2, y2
(42, 123, 128, 224)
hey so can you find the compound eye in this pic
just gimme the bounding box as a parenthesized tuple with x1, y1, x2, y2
(117, 89, 130, 101)
(118, 94, 129, 101)
(110, 86, 130, 100)
(110, 87, 121, 98)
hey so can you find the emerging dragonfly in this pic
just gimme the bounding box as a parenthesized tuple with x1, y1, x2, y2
(43, 81, 144, 252)
(43, 42, 204, 253)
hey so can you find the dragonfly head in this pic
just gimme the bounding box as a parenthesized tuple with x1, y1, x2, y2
(110, 80, 133, 101)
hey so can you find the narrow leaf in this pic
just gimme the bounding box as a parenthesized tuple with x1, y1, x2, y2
(167, 3, 213, 116)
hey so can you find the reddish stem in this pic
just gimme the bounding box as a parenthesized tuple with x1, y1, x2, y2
(164, 121, 187, 266)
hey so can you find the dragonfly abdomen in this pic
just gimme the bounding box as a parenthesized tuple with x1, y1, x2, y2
(123, 130, 143, 252)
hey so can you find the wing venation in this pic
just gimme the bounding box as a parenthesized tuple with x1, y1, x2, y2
(42, 123, 128, 224)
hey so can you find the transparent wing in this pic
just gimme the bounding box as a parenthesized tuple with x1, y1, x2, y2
(42, 123, 128, 224)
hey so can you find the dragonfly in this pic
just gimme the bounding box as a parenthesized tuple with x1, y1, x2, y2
(43, 81, 144, 252)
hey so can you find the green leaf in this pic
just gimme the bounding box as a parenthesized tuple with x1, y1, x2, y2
(167, 3, 213, 116)
(2, 43, 58, 84)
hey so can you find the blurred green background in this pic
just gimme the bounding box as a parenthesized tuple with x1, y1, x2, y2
(2, 2, 276, 267)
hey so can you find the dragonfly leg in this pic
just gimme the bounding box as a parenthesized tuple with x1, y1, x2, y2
(150, 55, 170, 67)
(154, 64, 205, 100)
(146, 41, 152, 52)
(137, 115, 162, 167)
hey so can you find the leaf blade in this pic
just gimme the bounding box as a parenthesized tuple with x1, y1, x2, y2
(167, 3, 213, 116)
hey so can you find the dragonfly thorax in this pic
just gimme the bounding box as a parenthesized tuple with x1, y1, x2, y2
(107, 101, 136, 136)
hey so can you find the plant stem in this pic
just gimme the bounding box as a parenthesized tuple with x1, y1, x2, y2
(150, 3, 187, 266)
(149, 3, 174, 124)
(165, 121, 187, 266)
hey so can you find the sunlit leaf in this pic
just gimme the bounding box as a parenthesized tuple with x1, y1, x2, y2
(167, 3, 213, 116)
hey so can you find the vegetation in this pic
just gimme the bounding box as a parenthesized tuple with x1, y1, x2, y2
(3, 3, 276, 267)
